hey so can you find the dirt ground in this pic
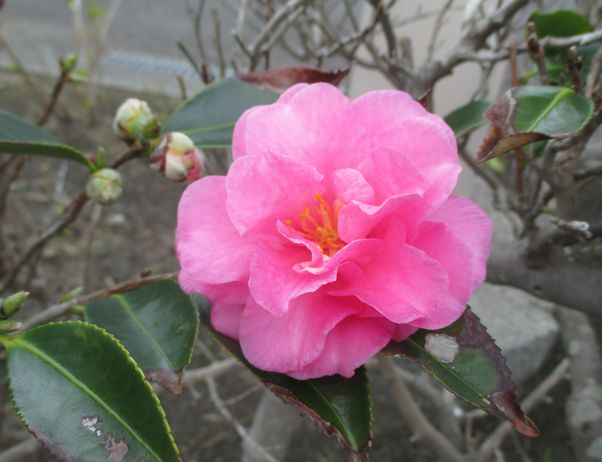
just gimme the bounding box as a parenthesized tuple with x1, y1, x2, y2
(0, 73, 576, 462)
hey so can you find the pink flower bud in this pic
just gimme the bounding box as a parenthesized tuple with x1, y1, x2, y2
(150, 132, 204, 183)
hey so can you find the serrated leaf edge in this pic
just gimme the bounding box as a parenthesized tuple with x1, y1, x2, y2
(2, 321, 180, 462)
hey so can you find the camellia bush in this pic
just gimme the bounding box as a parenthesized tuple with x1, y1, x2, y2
(0, 1, 601, 461)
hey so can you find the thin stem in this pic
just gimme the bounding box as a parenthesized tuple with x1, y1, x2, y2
(476, 359, 570, 462)
(378, 356, 465, 462)
(37, 69, 70, 126)
(21, 271, 177, 330)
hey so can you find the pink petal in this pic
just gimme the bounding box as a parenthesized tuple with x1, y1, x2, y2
(337, 193, 426, 242)
(410, 223, 473, 329)
(231, 85, 310, 160)
(239, 293, 363, 373)
(176, 176, 253, 287)
(231, 84, 370, 174)
(352, 90, 428, 133)
(427, 196, 493, 279)
(362, 147, 426, 202)
(392, 324, 419, 342)
(333, 168, 375, 204)
(211, 301, 245, 340)
(375, 116, 460, 210)
(178, 276, 249, 305)
(329, 220, 449, 325)
(288, 315, 394, 379)
(248, 235, 379, 316)
(226, 152, 324, 236)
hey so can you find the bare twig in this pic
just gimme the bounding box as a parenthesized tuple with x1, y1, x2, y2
(205, 377, 279, 462)
(247, 0, 305, 70)
(426, 0, 454, 62)
(212, 4, 226, 78)
(527, 23, 548, 85)
(37, 67, 70, 126)
(2, 145, 143, 289)
(378, 356, 465, 462)
(0, 31, 46, 107)
(21, 271, 177, 330)
(585, 45, 602, 96)
(477, 359, 570, 462)
(559, 309, 602, 462)
(368, 0, 398, 61)
(177, 41, 205, 81)
(1, 192, 89, 289)
(0, 438, 39, 462)
(182, 358, 238, 385)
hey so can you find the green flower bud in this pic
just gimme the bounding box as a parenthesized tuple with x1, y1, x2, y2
(0, 320, 22, 334)
(86, 168, 123, 205)
(60, 53, 78, 73)
(112, 98, 160, 142)
(1, 291, 28, 318)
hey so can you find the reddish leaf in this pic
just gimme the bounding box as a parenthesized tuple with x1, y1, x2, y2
(385, 308, 539, 437)
(477, 85, 593, 162)
(238, 66, 350, 91)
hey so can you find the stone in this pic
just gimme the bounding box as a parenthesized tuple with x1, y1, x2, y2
(470, 282, 559, 384)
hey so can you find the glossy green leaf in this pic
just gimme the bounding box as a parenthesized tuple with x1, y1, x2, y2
(196, 297, 371, 460)
(0, 111, 94, 170)
(478, 85, 594, 161)
(163, 78, 278, 149)
(444, 100, 491, 136)
(386, 308, 539, 437)
(3, 322, 179, 461)
(530, 10, 593, 39)
(85, 280, 199, 394)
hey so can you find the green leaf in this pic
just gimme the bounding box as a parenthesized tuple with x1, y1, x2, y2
(163, 78, 278, 149)
(85, 280, 199, 394)
(444, 100, 491, 136)
(477, 85, 594, 162)
(3, 322, 179, 462)
(386, 308, 539, 437)
(0, 111, 94, 170)
(530, 10, 593, 39)
(196, 297, 371, 459)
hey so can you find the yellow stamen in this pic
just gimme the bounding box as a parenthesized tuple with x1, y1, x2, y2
(285, 194, 345, 256)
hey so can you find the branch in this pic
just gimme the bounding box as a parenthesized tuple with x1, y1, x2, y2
(487, 243, 602, 316)
(477, 358, 570, 462)
(20, 271, 177, 330)
(246, 0, 306, 70)
(1, 192, 89, 289)
(378, 356, 465, 462)
(416, 0, 530, 90)
(0, 438, 39, 462)
(559, 309, 602, 462)
(205, 376, 279, 462)
(426, 0, 454, 62)
(182, 358, 238, 385)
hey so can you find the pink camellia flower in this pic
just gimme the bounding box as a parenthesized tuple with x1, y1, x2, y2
(176, 84, 492, 379)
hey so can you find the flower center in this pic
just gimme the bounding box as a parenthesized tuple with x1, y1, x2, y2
(285, 194, 345, 256)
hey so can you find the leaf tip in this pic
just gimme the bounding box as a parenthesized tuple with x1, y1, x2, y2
(491, 391, 540, 438)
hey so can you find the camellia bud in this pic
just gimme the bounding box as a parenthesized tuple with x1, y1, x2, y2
(150, 132, 204, 183)
(112, 98, 160, 142)
(0, 291, 28, 318)
(0, 320, 22, 334)
(60, 53, 78, 73)
(86, 168, 123, 205)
